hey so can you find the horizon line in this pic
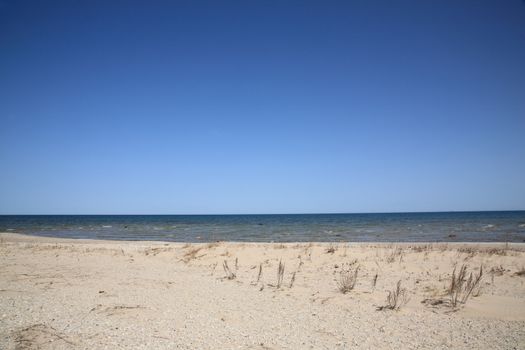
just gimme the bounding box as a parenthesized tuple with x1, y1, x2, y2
(1, 209, 524, 216)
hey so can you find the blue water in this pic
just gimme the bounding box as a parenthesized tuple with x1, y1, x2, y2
(1, 212, 525, 242)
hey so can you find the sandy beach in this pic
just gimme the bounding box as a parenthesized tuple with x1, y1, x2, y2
(1, 232, 524, 349)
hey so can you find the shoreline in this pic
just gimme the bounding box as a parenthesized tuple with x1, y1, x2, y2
(2, 232, 525, 349)
(2, 232, 525, 247)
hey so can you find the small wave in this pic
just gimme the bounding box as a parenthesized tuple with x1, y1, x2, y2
(519, 224, 525, 228)
(482, 224, 494, 229)
(102, 225, 112, 228)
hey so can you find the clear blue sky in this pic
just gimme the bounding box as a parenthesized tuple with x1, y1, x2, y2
(1, 0, 524, 214)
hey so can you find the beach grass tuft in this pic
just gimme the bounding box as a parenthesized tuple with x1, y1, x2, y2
(449, 264, 483, 307)
(337, 265, 359, 294)
(378, 280, 409, 311)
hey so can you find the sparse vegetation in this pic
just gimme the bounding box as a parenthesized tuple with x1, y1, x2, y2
(14, 323, 75, 349)
(456, 244, 523, 257)
(386, 247, 403, 263)
(325, 245, 336, 254)
(337, 265, 359, 293)
(206, 242, 220, 249)
(143, 246, 174, 256)
(449, 264, 483, 307)
(514, 267, 525, 277)
(411, 244, 432, 253)
(182, 246, 204, 262)
(485, 247, 508, 256)
(378, 280, 409, 311)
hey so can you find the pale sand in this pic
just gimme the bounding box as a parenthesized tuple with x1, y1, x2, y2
(1, 233, 524, 349)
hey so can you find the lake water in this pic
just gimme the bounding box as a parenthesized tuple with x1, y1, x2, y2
(1, 211, 525, 243)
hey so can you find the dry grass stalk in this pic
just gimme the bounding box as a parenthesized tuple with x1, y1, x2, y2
(256, 263, 263, 283)
(183, 246, 204, 262)
(386, 247, 403, 263)
(276, 260, 285, 288)
(289, 271, 297, 288)
(337, 265, 359, 294)
(223, 260, 236, 280)
(449, 264, 483, 307)
(371, 273, 378, 290)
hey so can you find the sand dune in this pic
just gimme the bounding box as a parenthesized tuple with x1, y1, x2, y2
(1, 232, 524, 349)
